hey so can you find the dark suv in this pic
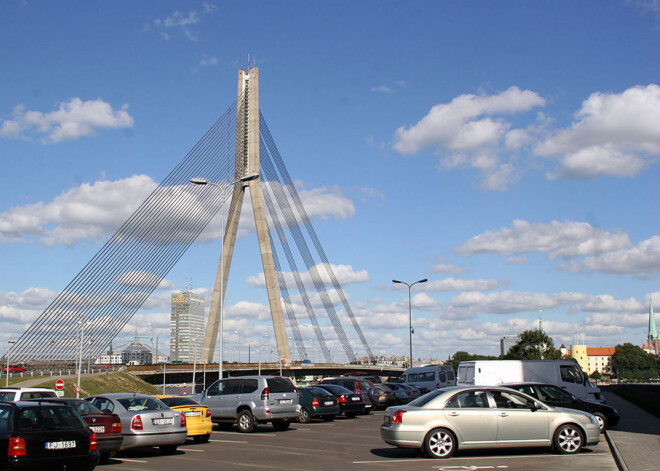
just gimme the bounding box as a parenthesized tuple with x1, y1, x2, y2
(196, 376, 299, 432)
(317, 377, 375, 413)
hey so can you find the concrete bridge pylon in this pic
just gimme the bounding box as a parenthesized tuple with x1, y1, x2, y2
(201, 67, 291, 364)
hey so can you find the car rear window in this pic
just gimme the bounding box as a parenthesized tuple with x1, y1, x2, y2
(0, 392, 15, 401)
(305, 387, 332, 396)
(23, 391, 57, 399)
(408, 389, 444, 407)
(118, 397, 168, 412)
(18, 406, 85, 431)
(68, 400, 103, 415)
(358, 381, 372, 391)
(0, 405, 10, 433)
(160, 397, 200, 407)
(267, 378, 295, 393)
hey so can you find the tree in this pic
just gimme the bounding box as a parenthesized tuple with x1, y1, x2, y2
(590, 370, 602, 381)
(504, 330, 561, 360)
(447, 351, 498, 371)
(612, 343, 658, 381)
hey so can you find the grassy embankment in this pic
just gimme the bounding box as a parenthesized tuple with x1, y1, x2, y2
(10, 372, 161, 397)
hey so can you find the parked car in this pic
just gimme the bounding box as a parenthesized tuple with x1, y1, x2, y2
(370, 384, 397, 409)
(381, 385, 600, 458)
(317, 377, 375, 414)
(85, 393, 187, 454)
(195, 376, 299, 433)
(0, 388, 57, 402)
(26, 397, 122, 464)
(501, 382, 620, 432)
(314, 384, 364, 418)
(0, 400, 99, 470)
(155, 395, 213, 443)
(1, 365, 26, 374)
(297, 386, 340, 423)
(402, 364, 456, 393)
(383, 383, 418, 404)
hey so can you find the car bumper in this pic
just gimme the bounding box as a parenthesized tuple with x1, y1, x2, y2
(97, 435, 124, 453)
(380, 424, 423, 448)
(584, 423, 601, 446)
(7, 451, 99, 470)
(120, 431, 188, 450)
(309, 405, 340, 417)
(186, 418, 214, 437)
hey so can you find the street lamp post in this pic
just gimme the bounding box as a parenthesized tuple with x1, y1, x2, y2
(5, 340, 16, 387)
(76, 319, 90, 399)
(392, 278, 428, 368)
(190, 173, 260, 382)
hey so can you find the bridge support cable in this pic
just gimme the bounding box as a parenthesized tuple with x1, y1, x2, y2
(260, 113, 375, 362)
(259, 142, 332, 362)
(10, 101, 243, 364)
(259, 122, 357, 363)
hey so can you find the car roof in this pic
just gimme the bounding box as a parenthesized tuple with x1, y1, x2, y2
(88, 393, 154, 399)
(0, 387, 56, 392)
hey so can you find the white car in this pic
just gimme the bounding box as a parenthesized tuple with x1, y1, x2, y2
(0, 387, 58, 401)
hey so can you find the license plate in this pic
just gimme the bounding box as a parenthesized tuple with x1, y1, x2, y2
(323, 401, 334, 406)
(184, 411, 201, 417)
(152, 418, 174, 425)
(90, 425, 105, 433)
(278, 399, 292, 405)
(46, 441, 76, 450)
(351, 397, 360, 401)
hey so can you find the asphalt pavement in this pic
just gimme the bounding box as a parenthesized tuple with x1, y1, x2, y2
(603, 390, 660, 471)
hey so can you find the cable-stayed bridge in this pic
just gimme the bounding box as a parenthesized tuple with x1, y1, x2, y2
(8, 67, 374, 366)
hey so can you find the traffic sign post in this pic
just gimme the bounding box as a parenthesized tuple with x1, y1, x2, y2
(55, 379, 64, 397)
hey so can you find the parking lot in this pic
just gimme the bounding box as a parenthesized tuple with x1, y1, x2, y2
(106, 410, 618, 471)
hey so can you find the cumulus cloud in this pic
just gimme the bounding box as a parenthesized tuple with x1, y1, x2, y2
(536, 84, 660, 179)
(423, 278, 507, 292)
(561, 236, 660, 278)
(0, 176, 354, 247)
(246, 263, 369, 289)
(445, 290, 589, 316)
(0, 98, 134, 143)
(458, 219, 631, 260)
(430, 259, 467, 275)
(153, 3, 216, 41)
(393, 86, 545, 190)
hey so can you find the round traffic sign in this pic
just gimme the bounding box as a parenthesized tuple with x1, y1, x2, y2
(55, 379, 64, 391)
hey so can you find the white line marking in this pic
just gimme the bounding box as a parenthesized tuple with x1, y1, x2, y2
(114, 458, 148, 463)
(353, 453, 605, 464)
(178, 448, 205, 452)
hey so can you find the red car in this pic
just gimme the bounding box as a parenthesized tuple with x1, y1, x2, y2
(2, 365, 27, 373)
(27, 398, 123, 463)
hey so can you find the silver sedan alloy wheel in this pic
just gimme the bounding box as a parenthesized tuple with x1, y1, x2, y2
(426, 429, 455, 458)
(556, 424, 583, 453)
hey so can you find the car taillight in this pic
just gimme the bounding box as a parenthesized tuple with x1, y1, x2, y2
(8, 437, 26, 457)
(392, 410, 406, 424)
(311, 398, 319, 407)
(261, 388, 270, 400)
(295, 388, 300, 399)
(89, 433, 97, 451)
(338, 395, 347, 403)
(180, 412, 187, 428)
(206, 409, 212, 418)
(356, 384, 361, 394)
(131, 415, 143, 431)
(111, 421, 122, 433)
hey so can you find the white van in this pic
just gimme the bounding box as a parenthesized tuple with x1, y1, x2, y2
(457, 360, 602, 402)
(402, 365, 456, 393)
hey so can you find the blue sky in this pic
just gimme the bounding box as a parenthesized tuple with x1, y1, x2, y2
(1, 0, 660, 364)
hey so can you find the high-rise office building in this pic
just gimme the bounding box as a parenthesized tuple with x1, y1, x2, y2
(170, 290, 205, 363)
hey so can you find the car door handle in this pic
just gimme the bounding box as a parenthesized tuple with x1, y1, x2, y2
(449, 412, 459, 417)
(499, 412, 508, 417)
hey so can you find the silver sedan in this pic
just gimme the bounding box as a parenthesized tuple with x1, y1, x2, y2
(381, 386, 600, 458)
(86, 393, 188, 454)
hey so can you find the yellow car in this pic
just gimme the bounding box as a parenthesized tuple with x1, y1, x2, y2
(155, 395, 213, 443)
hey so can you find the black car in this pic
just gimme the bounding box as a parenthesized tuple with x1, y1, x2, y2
(314, 384, 364, 418)
(317, 378, 375, 414)
(0, 400, 99, 470)
(502, 382, 620, 432)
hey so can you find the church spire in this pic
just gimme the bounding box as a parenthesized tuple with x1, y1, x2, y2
(650, 296, 658, 341)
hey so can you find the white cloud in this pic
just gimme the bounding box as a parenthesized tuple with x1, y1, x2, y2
(393, 87, 545, 191)
(458, 219, 631, 260)
(445, 290, 589, 316)
(246, 263, 369, 289)
(430, 260, 467, 275)
(0, 176, 354, 247)
(199, 56, 218, 67)
(394, 87, 545, 155)
(536, 84, 660, 179)
(561, 235, 660, 278)
(423, 277, 507, 292)
(0, 98, 134, 143)
(372, 85, 392, 93)
(153, 4, 216, 41)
